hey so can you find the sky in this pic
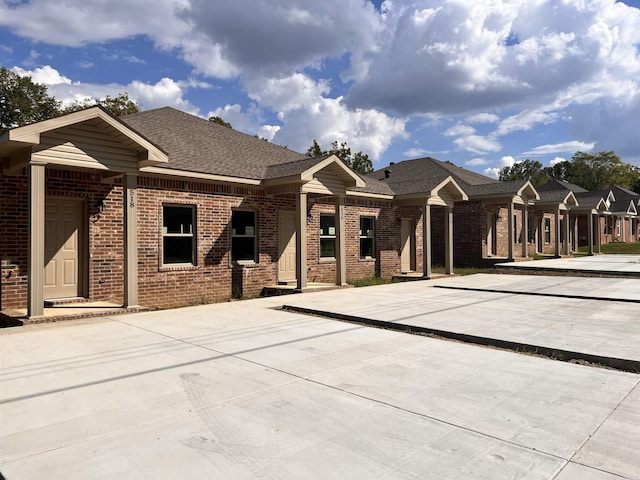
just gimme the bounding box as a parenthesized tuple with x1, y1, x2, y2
(1, 0, 640, 178)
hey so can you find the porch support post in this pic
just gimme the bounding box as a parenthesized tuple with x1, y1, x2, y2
(596, 214, 602, 254)
(123, 174, 139, 307)
(28, 161, 46, 318)
(563, 210, 571, 255)
(587, 213, 594, 256)
(521, 204, 528, 258)
(296, 192, 308, 290)
(422, 203, 432, 278)
(533, 213, 540, 254)
(445, 206, 454, 275)
(622, 216, 626, 242)
(554, 208, 561, 257)
(507, 202, 515, 260)
(335, 195, 347, 285)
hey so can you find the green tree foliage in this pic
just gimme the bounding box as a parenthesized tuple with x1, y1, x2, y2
(568, 151, 639, 191)
(63, 92, 140, 116)
(499, 151, 640, 192)
(209, 116, 233, 128)
(498, 159, 547, 185)
(306, 139, 374, 175)
(0, 66, 61, 130)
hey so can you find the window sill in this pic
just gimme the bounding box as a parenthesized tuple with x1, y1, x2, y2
(359, 257, 376, 262)
(319, 257, 336, 263)
(232, 260, 257, 268)
(160, 263, 197, 272)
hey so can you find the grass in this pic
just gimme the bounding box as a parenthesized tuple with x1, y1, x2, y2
(577, 241, 640, 255)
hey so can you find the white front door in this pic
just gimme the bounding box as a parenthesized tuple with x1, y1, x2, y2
(44, 198, 84, 299)
(278, 211, 296, 282)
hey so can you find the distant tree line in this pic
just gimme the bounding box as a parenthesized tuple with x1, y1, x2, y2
(499, 151, 640, 193)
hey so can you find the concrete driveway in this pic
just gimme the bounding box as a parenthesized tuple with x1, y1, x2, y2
(1, 274, 639, 479)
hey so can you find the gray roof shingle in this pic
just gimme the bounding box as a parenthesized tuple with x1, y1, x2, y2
(121, 107, 307, 180)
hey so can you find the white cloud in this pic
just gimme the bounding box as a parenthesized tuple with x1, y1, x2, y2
(522, 141, 595, 156)
(453, 135, 501, 155)
(12, 65, 199, 113)
(549, 156, 566, 166)
(444, 124, 476, 137)
(466, 113, 500, 124)
(484, 168, 501, 179)
(483, 154, 516, 178)
(3, 0, 640, 164)
(12, 65, 72, 85)
(404, 147, 430, 158)
(465, 158, 488, 167)
(243, 73, 407, 159)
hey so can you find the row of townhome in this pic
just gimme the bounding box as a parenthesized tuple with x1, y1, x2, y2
(1, 106, 638, 319)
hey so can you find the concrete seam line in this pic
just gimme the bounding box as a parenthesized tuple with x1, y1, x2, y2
(282, 305, 640, 374)
(552, 378, 640, 480)
(433, 284, 640, 304)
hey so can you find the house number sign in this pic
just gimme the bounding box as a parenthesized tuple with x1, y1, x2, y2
(129, 190, 136, 208)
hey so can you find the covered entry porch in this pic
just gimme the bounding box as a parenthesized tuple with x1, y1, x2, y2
(0, 107, 168, 318)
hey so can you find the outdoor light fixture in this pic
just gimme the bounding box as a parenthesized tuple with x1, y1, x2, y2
(96, 199, 106, 213)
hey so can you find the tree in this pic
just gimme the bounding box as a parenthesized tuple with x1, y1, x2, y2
(498, 151, 640, 191)
(306, 139, 374, 175)
(63, 92, 140, 117)
(566, 151, 638, 191)
(498, 159, 548, 185)
(0, 66, 61, 130)
(209, 116, 232, 128)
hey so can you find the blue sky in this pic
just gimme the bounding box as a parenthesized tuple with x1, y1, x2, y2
(1, 0, 640, 177)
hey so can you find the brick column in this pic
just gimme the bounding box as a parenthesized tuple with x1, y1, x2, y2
(28, 161, 46, 318)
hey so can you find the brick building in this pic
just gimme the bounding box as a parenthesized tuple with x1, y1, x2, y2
(0, 106, 635, 320)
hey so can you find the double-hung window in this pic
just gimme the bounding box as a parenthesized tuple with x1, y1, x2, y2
(163, 205, 195, 265)
(359, 217, 375, 259)
(320, 214, 336, 258)
(232, 210, 256, 262)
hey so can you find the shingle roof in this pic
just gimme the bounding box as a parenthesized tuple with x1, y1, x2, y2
(367, 156, 529, 198)
(536, 179, 588, 193)
(121, 107, 306, 180)
(574, 192, 607, 210)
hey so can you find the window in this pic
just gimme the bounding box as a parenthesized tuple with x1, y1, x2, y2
(360, 217, 375, 258)
(232, 210, 256, 262)
(163, 205, 195, 265)
(320, 214, 336, 258)
(513, 214, 518, 242)
(544, 218, 551, 243)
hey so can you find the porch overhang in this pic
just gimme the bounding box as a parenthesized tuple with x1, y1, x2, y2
(0, 106, 168, 175)
(393, 176, 468, 207)
(262, 154, 365, 195)
(534, 191, 579, 212)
